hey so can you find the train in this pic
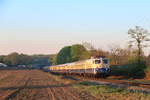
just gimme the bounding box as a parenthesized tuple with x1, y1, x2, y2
(44, 57, 110, 77)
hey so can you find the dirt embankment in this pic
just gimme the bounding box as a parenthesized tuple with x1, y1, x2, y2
(145, 72, 150, 80)
(0, 69, 97, 100)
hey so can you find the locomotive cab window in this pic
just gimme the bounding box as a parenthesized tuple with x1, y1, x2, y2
(94, 60, 101, 64)
(103, 59, 108, 64)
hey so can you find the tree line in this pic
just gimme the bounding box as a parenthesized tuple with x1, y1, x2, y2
(0, 53, 51, 66)
(50, 43, 150, 66)
(49, 26, 150, 78)
(0, 26, 149, 77)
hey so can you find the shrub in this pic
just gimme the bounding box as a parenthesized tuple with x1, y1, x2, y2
(127, 59, 146, 78)
(110, 59, 147, 78)
(110, 65, 129, 76)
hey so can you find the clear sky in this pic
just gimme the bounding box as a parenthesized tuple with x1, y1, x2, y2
(0, 0, 150, 55)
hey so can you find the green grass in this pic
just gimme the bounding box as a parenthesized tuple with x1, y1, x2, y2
(47, 73, 150, 100)
(127, 79, 150, 84)
(73, 81, 99, 86)
(73, 81, 150, 100)
(73, 81, 125, 93)
(145, 66, 150, 71)
(47, 73, 77, 84)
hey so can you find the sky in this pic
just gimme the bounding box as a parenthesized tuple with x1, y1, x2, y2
(0, 0, 150, 55)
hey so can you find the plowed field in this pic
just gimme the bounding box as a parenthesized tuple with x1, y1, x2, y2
(0, 69, 97, 100)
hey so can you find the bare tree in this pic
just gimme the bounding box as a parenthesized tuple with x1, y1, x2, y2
(108, 44, 130, 65)
(82, 42, 95, 51)
(128, 26, 150, 62)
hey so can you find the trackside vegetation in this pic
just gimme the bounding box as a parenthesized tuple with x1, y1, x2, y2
(50, 26, 150, 79)
(110, 59, 147, 78)
(49, 74, 150, 100)
(73, 82, 150, 100)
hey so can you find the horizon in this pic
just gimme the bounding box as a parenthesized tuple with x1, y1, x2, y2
(0, 0, 150, 55)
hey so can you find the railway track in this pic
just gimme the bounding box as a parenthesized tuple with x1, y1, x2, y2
(48, 71, 150, 90)
(94, 78, 150, 89)
(62, 74, 150, 93)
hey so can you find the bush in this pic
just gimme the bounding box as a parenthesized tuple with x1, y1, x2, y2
(110, 59, 147, 78)
(110, 65, 129, 76)
(145, 66, 150, 72)
(127, 59, 146, 78)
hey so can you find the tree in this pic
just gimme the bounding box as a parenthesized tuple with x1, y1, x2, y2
(4, 52, 20, 66)
(0, 56, 4, 63)
(71, 44, 90, 61)
(55, 44, 90, 64)
(56, 46, 72, 64)
(49, 54, 57, 65)
(128, 26, 150, 62)
(89, 49, 108, 60)
(82, 42, 95, 51)
(127, 26, 150, 78)
(19, 54, 32, 65)
(31, 54, 50, 65)
(3, 53, 33, 66)
(108, 45, 127, 65)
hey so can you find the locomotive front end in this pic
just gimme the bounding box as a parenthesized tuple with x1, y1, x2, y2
(94, 58, 110, 76)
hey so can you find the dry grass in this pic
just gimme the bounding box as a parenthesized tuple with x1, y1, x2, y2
(48, 73, 77, 84)
(73, 81, 150, 100)
(48, 74, 150, 100)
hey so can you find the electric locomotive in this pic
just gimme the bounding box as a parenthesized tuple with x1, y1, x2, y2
(46, 56, 110, 77)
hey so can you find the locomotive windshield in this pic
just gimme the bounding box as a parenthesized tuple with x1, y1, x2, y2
(95, 60, 101, 64)
(103, 59, 108, 64)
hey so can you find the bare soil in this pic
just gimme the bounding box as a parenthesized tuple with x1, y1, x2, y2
(0, 69, 97, 100)
(145, 72, 150, 80)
